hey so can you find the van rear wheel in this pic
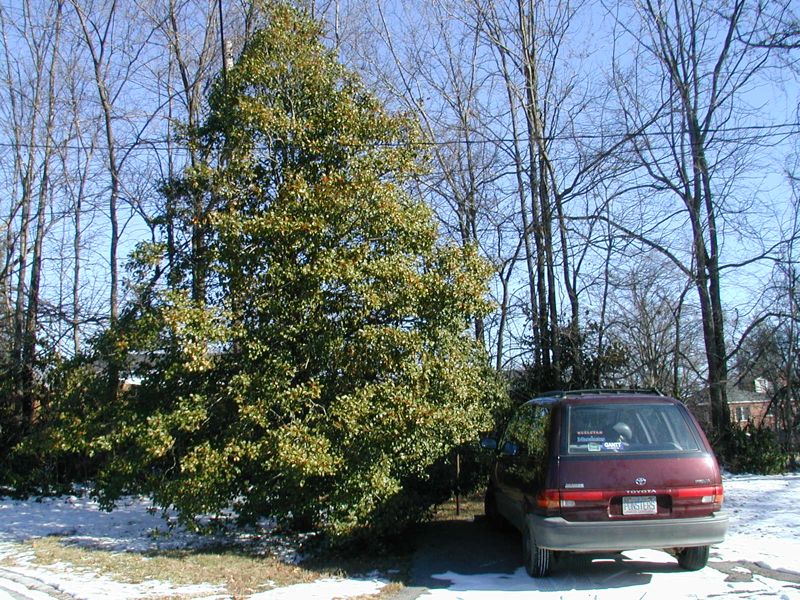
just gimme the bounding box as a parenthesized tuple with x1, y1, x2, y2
(523, 521, 553, 577)
(677, 545, 710, 571)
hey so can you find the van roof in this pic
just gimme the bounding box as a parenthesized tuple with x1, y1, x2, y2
(529, 389, 679, 406)
(536, 388, 665, 398)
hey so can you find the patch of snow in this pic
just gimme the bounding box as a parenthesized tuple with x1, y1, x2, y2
(0, 575, 62, 600)
(0, 488, 386, 599)
(715, 472, 800, 574)
(7, 561, 225, 600)
(0, 493, 209, 553)
(421, 550, 800, 599)
(248, 576, 387, 599)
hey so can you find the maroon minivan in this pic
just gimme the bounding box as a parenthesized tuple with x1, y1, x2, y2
(481, 390, 728, 577)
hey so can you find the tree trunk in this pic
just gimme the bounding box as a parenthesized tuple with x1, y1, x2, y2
(22, 1, 62, 423)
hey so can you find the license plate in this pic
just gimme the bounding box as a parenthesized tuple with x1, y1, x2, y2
(622, 495, 657, 515)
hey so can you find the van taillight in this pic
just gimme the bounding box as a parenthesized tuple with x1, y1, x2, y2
(537, 489, 606, 510)
(674, 485, 724, 505)
(536, 490, 561, 510)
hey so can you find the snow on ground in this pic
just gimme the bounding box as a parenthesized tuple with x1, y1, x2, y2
(0, 492, 386, 600)
(716, 473, 800, 573)
(247, 576, 389, 600)
(1, 473, 799, 599)
(0, 492, 207, 554)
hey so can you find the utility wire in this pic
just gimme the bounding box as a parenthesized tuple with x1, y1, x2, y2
(0, 122, 798, 153)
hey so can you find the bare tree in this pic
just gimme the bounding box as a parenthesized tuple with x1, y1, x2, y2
(69, 0, 125, 326)
(732, 170, 800, 457)
(331, 0, 644, 378)
(0, 0, 66, 424)
(137, 0, 222, 301)
(749, 1, 800, 51)
(474, 0, 643, 385)
(609, 0, 790, 431)
(606, 259, 703, 398)
(0, 0, 260, 426)
(339, 0, 514, 353)
(58, 65, 100, 356)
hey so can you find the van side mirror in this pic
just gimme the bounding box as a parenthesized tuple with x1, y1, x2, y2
(480, 437, 498, 450)
(501, 441, 520, 456)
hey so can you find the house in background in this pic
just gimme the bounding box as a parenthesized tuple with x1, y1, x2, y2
(727, 377, 777, 430)
(691, 377, 777, 431)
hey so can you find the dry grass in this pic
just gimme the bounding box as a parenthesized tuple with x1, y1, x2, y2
(1, 535, 411, 599)
(432, 492, 485, 522)
(17, 537, 320, 597)
(0, 494, 482, 599)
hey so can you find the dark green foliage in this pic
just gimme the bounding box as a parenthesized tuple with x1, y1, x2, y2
(510, 321, 629, 403)
(715, 422, 788, 475)
(1, 353, 103, 495)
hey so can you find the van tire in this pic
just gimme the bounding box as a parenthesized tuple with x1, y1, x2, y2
(523, 521, 552, 577)
(677, 545, 710, 571)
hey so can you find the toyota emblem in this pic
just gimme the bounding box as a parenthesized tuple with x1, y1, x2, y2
(635, 477, 647, 486)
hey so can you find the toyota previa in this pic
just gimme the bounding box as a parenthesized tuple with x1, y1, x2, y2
(480, 390, 729, 577)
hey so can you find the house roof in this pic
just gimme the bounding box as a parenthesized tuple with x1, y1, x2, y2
(727, 386, 769, 405)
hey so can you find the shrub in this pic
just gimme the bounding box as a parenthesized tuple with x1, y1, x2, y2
(718, 422, 787, 475)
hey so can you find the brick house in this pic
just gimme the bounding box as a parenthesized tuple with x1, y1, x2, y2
(727, 378, 777, 429)
(691, 378, 777, 430)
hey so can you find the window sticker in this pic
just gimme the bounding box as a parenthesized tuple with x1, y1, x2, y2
(603, 441, 623, 451)
(588, 442, 602, 452)
(576, 430, 605, 443)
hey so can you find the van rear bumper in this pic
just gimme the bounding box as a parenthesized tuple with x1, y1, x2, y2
(528, 512, 729, 551)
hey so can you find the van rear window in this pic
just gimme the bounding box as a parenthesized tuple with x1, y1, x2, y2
(566, 403, 701, 454)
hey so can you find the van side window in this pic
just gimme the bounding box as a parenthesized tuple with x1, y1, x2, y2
(503, 403, 551, 460)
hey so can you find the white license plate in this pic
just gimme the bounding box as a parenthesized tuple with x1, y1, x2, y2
(622, 495, 657, 515)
